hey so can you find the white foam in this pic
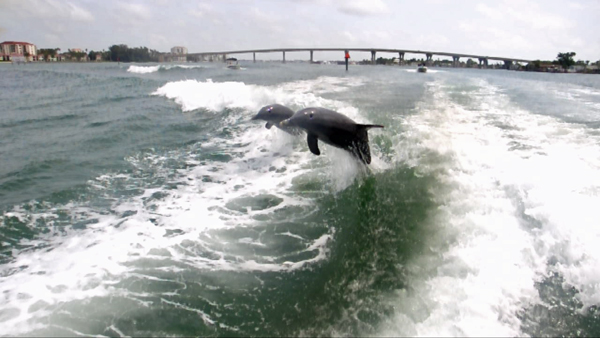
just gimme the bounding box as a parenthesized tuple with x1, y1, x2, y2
(126, 64, 205, 74)
(127, 65, 160, 74)
(380, 78, 600, 336)
(0, 75, 382, 335)
(277, 76, 366, 94)
(151, 77, 371, 114)
(153, 79, 266, 112)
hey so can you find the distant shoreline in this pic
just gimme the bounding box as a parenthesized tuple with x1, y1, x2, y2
(1, 60, 597, 74)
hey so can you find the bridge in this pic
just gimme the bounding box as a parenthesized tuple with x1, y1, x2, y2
(182, 48, 532, 68)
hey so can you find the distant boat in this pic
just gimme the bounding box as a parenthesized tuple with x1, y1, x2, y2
(226, 58, 240, 69)
(417, 63, 427, 73)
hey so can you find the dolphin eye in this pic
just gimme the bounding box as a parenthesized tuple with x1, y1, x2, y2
(267, 107, 273, 113)
(309, 113, 313, 119)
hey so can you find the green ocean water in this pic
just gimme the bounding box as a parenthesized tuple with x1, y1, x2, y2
(1, 62, 600, 337)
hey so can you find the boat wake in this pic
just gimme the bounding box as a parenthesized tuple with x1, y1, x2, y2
(0, 76, 385, 336)
(127, 64, 206, 74)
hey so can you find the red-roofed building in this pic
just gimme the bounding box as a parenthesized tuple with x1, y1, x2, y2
(0, 41, 38, 61)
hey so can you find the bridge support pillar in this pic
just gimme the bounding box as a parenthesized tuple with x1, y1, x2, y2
(253, 52, 256, 63)
(425, 53, 433, 66)
(478, 58, 488, 68)
(398, 52, 404, 66)
(283, 51, 286, 63)
(453, 56, 460, 67)
(504, 60, 513, 70)
(222, 54, 227, 62)
(310, 50, 313, 63)
(371, 50, 376, 65)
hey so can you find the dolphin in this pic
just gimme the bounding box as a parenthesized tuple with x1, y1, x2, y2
(251, 104, 303, 135)
(280, 107, 383, 164)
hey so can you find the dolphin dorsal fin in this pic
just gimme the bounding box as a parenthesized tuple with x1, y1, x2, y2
(357, 124, 384, 130)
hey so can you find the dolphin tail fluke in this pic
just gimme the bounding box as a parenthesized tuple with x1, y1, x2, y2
(353, 124, 383, 165)
(355, 141, 371, 164)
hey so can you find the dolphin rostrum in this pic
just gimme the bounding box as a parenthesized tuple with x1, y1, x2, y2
(251, 104, 303, 135)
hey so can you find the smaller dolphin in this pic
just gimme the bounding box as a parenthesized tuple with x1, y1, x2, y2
(252, 104, 303, 135)
(280, 108, 383, 164)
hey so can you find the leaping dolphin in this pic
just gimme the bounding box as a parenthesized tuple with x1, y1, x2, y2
(251, 104, 303, 135)
(280, 107, 383, 164)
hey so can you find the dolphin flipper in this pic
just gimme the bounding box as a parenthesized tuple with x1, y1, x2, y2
(307, 133, 320, 155)
(265, 122, 273, 129)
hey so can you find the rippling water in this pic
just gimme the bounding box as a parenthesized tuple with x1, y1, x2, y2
(1, 61, 600, 337)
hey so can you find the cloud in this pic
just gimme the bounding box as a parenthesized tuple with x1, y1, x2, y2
(246, 7, 273, 22)
(416, 33, 451, 50)
(65, 2, 94, 22)
(567, 2, 584, 10)
(150, 33, 169, 47)
(118, 3, 152, 20)
(338, 0, 389, 16)
(190, 3, 214, 18)
(0, 0, 596, 61)
(454, 0, 592, 59)
(342, 31, 358, 43)
(43, 33, 62, 47)
(460, 22, 523, 48)
(1, 0, 94, 22)
(475, 0, 571, 31)
(475, 4, 503, 21)
(189, 3, 226, 26)
(243, 7, 285, 35)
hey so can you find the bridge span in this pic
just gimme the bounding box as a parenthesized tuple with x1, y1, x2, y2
(184, 48, 532, 68)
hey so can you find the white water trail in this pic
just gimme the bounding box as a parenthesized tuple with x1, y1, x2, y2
(127, 64, 206, 74)
(380, 78, 600, 336)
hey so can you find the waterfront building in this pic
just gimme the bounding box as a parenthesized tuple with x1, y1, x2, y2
(569, 65, 586, 73)
(170, 46, 187, 62)
(0, 41, 38, 61)
(171, 46, 187, 55)
(68, 48, 90, 61)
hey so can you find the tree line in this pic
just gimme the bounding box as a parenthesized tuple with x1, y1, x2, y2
(362, 52, 599, 72)
(37, 45, 160, 62)
(528, 52, 599, 72)
(88, 45, 160, 62)
(102, 45, 160, 62)
(37, 48, 87, 61)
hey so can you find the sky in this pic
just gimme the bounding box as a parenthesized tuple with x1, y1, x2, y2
(0, 0, 599, 62)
